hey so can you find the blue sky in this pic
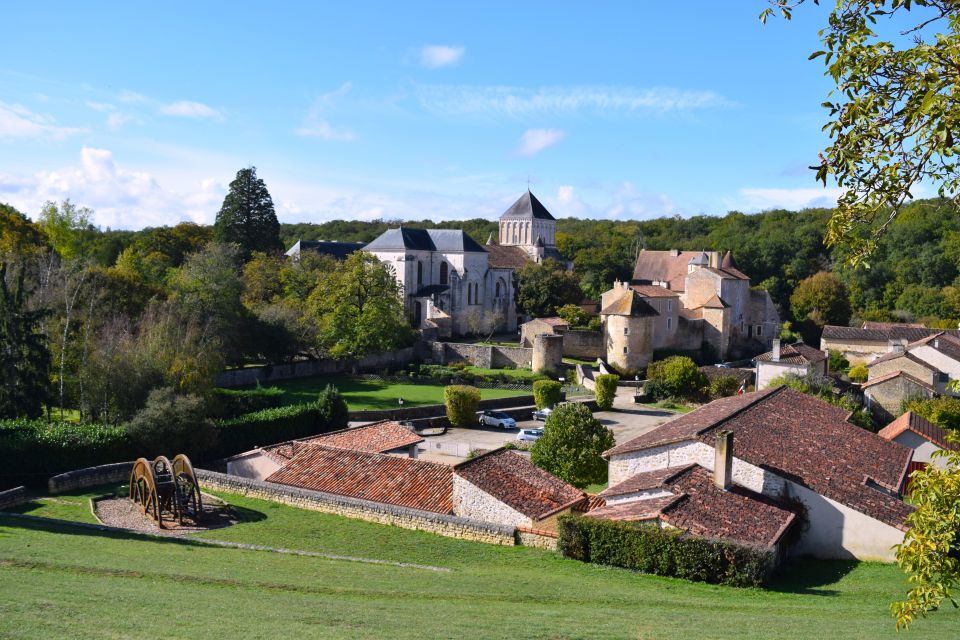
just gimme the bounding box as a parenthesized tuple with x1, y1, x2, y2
(1, 2, 849, 230)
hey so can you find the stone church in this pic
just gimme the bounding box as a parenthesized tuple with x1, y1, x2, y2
(363, 190, 561, 337)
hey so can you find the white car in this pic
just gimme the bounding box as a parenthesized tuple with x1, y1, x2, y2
(516, 428, 544, 442)
(478, 410, 517, 429)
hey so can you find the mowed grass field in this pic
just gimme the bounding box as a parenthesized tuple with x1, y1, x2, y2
(268, 374, 529, 410)
(3, 486, 960, 639)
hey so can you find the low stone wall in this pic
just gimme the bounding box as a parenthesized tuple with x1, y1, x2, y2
(197, 469, 515, 545)
(561, 330, 604, 360)
(434, 342, 533, 369)
(516, 527, 559, 551)
(491, 346, 533, 368)
(0, 486, 27, 510)
(48, 462, 134, 495)
(216, 346, 421, 388)
(348, 394, 536, 423)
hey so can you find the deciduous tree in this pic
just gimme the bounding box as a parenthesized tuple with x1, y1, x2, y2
(516, 258, 583, 318)
(531, 403, 614, 488)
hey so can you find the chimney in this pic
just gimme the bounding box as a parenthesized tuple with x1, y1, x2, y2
(771, 338, 781, 362)
(935, 338, 940, 349)
(670, 249, 679, 257)
(714, 431, 733, 491)
(709, 251, 720, 268)
(888, 339, 905, 354)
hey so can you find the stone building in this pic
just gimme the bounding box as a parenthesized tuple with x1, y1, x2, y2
(495, 190, 564, 263)
(862, 371, 935, 423)
(820, 323, 960, 365)
(601, 387, 915, 561)
(599, 289, 658, 372)
(753, 339, 828, 390)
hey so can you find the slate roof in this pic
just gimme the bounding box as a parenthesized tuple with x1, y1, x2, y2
(454, 448, 585, 519)
(863, 321, 925, 330)
(484, 244, 531, 269)
(910, 332, 960, 363)
(285, 239, 365, 260)
(593, 465, 796, 547)
(600, 290, 660, 317)
(821, 324, 960, 343)
(861, 370, 935, 392)
(754, 342, 828, 365)
(604, 387, 915, 530)
(878, 411, 960, 452)
(266, 446, 454, 513)
(630, 284, 681, 298)
(499, 190, 556, 220)
(364, 227, 486, 253)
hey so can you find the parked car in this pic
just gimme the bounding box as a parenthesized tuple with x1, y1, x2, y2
(532, 407, 553, 421)
(516, 428, 544, 442)
(714, 362, 731, 368)
(478, 410, 517, 429)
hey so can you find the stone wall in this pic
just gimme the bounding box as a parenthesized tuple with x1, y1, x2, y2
(532, 334, 564, 373)
(347, 394, 537, 423)
(197, 469, 515, 545)
(216, 346, 422, 388)
(561, 330, 604, 359)
(48, 462, 134, 494)
(434, 342, 532, 369)
(0, 486, 27, 510)
(515, 527, 559, 551)
(452, 474, 532, 529)
(865, 376, 935, 423)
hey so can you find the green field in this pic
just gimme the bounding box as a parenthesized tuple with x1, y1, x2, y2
(3, 485, 959, 639)
(266, 375, 529, 410)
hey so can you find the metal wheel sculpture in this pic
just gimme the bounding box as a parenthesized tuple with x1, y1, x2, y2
(128, 454, 204, 528)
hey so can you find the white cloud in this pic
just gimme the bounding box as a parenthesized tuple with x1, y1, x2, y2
(117, 90, 147, 103)
(420, 45, 465, 68)
(732, 187, 845, 211)
(416, 85, 732, 117)
(160, 100, 222, 119)
(85, 101, 116, 112)
(603, 182, 679, 220)
(0, 101, 87, 140)
(106, 112, 139, 131)
(296, 83, 355, 141)
(516, 128, 565, 156)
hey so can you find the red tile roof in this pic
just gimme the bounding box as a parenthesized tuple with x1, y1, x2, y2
(592, 465, 796, 547)
(310, 421, 424, 454)
(266, 446, 453, 513)
(702, 266, 750, 281)
(539, 317, 570, 327)
(454, 448, 585, 519)
(863, 321, 925, 330)
(865, 350, 937, 370)
(575, 493, 607, 513)
(600, 290, 659, 317)
(861, 370, 935, 392)
(604, 387, 914, 530)
(878, 411, 960, 452)
(754, 342, 828, 365)
(632, 250, 704, 292)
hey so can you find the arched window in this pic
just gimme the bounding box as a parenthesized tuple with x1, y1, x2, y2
(474, 283, 479, 304)
(495, 281, 501, 298)
(467, 282, 472, 305)
(440, 262, 448, 285)
(417, 261, 423, 285)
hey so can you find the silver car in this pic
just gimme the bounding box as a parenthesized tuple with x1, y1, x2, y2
(532, 407, 553, 421)
(516, 428, 544, 442)
(478, 410, 517, 429)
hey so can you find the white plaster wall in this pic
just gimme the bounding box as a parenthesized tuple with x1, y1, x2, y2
(895, 430, 950, 469)
(452, 474, 533, 529)
(607, 441, 715, 486)
(756, 361, 808, 390)
(226, 452, 282, 481)
(911, 345, 960, 382)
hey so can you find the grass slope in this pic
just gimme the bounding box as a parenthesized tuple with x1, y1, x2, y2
(270, 375, 527, 410)
(3, 487, 959, 639)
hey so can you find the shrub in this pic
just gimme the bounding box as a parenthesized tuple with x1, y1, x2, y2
(828, 349, 850, 373)
(315, 384, 349, 430)
(214, 402, 334, 458)
(647, 356, 707, 399)
(904, 396, 960, 432)
(848, 364, 868, 383)
(557, 515, 775, 587)
(531, 403, 614, 488)
(709, 375, 741, 399)
(209, 385, 285, 418)
(533, 380, 563, 410)
(125, 387, 218, 460)
(594, 374, 619, 410)
(444, 385, 481, 427)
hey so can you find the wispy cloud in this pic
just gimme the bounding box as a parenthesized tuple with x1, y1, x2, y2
(160, 100, 222, 119)
(732, 187, 844, 211)
(85, 101, 116, 113)
(296, 82, 356, 141)
(517, 128, 565, 156)
(106, 112, 139, 131)
(416, 85, 732, 117)
(0, 101, 86, 140)
(117, 90, 147, 103)
(420, 45, 465, 68)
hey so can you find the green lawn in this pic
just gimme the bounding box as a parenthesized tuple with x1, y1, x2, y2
(266, 375, 528, 410)
(461, 365, 543, 380)
(3, 485, 959, 639)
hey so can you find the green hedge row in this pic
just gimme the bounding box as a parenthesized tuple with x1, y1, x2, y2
(557, 514, 775, 587)
(212, 402, 333, 458)
(209, 386, 285, 418)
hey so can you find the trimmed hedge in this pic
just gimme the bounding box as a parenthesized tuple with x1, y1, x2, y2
(533, 379, 563, 410)
(213, 402, 338, 458)
(557, 514, 775, 587)
(210, 385, 285, 418)
(594, 374, 620, 410)
(444, 385, 481, 427)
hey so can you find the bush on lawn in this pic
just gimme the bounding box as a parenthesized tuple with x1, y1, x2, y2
(533, 380, 563, 410)
(209, 385, 285, 418)
(315, 384, 349, 430)
(444, 385, 481, 427)
(709, 375, 741, 399)
(594, 374, 619, 410)
(557, 515, 775, 587)
(647, 356, 707, 399)
(848, 364, 869, 383)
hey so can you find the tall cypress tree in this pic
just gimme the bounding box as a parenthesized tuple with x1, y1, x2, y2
(0, 263, 51, 419)
(213, 166, 282, 258)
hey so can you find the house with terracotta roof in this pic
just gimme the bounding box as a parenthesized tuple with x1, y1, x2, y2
(453, 448, 586, 532)
(879, 411, 959, 470)
(754, 339, 828, 389)
(224, 420, 424, 480)
(600, 387, 914, 561)
(820, 322, 960, 365)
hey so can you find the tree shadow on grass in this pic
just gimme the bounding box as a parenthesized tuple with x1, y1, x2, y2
(767, 559, 860, 596)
